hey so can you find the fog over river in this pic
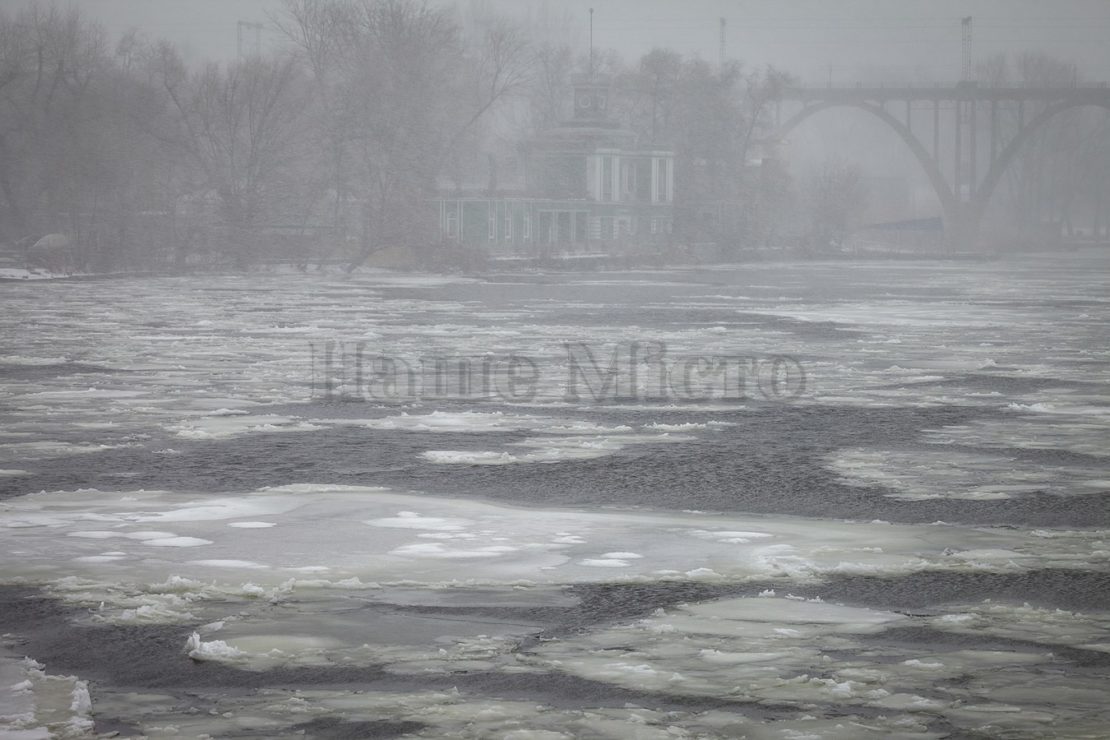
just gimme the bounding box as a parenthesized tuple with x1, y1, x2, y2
(1, 254, 1109, 738)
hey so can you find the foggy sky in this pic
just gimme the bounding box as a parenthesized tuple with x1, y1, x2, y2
(45, 0, 1110, 84)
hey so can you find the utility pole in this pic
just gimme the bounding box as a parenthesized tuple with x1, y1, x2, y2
(237, 20, 264, 61)
(718, 17, 726, 73)
(961, 16, 973, 82)
(588, 8, 594, 79)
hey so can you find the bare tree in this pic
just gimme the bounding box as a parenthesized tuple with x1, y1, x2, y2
(152, 46, 309, 267)
(0, 5, 108, 248)
(803, 159, 867, 251)
(274, 0, 353, 265)
(524, 42, 574, 132)
(976, 51, 1105, 242)
(609, 50, 792, 252)
(277, 0, 531, 271)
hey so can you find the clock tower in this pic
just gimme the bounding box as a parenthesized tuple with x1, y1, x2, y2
(573, 80, 610, 122)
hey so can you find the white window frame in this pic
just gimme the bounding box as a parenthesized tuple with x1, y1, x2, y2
(445, 208, 458, 239)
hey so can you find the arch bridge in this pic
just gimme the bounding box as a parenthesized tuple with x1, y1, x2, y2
(774, 83, 1110, 247)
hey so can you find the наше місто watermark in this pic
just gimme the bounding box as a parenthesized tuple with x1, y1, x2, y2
(310, 341, 806, 403)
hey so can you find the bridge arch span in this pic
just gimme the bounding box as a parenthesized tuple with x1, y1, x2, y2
(971, 100, 1110, 221)
(773, 96, 1110, 245)
(775, 101, 958, 220)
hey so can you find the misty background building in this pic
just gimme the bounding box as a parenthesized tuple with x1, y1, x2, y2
(433, 75, 675, 258)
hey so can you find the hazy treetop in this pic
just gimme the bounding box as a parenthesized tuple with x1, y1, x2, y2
(29, 0, 1110, 83)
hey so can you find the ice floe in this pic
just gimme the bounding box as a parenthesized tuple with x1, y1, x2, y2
(0, 653, 92, 739)
(527, 594, 1110, 734)
(827, 447, 1108, 500)
(423, 432, 696, 465)
(2, 484, 1108, 626)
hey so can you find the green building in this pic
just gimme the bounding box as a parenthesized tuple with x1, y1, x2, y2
(433, 78, 675, 258)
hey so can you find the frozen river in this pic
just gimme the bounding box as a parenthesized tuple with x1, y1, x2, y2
(1, 254, 1108, 738)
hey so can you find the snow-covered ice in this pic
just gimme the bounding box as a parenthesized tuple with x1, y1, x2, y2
(2, 484, 1107, 627)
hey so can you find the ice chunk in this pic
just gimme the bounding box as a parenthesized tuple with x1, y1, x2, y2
(366, 512, 472, 531)
(187, 559, 268, 569)
(185, 632, 246, 661)
(142, 536, 212, 547)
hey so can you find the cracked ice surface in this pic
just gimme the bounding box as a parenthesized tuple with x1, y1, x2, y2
(826, 447, 1109, 500)
(1, 483, 1107, 624)
(0, 651, 91, 740)
(74, 680, 947, 739)
(0, 258, 1108, 737)
(527, 594, 1110, 736)
(0, 263, 1104, 462)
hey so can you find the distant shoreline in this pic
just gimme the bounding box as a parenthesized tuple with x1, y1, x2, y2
(5, 246, 1108, 282)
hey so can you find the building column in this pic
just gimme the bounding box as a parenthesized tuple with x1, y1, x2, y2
(590, 155, 603, 201)
(611, 156, 621, 203)
(651, 158, 660, 204)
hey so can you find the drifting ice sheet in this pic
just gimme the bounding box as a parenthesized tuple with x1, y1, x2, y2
(1, 483, 1107, 623)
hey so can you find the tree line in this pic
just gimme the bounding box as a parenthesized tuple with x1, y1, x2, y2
(0, 1, 834, 272)
(1, 1, 1104, 273)
(0, 1, 531, 271)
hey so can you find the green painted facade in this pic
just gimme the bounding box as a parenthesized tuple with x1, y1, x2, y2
(433, 78, 675, 257)
(433, 197, 674, 256)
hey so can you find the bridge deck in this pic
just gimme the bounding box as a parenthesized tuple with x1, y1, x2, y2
(784, 84, 1110, 103)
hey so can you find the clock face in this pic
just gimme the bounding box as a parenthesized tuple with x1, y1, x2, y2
(576, 92, 593, 110)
